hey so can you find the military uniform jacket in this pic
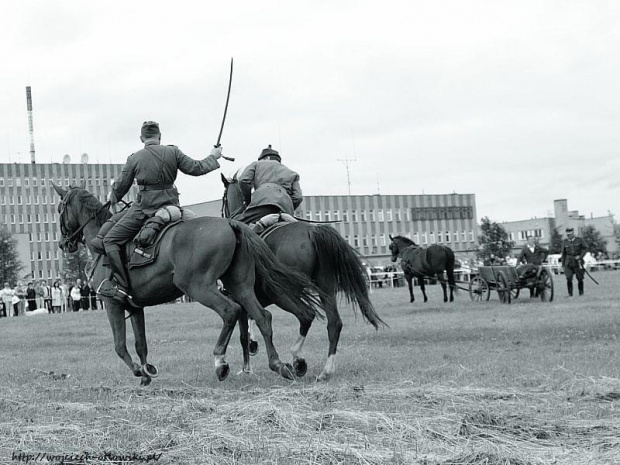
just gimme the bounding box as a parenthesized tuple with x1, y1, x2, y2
(518, 245, 548, 265)
(113, 141, 220, 215)
(561, 237, 587, 267)
(238, 160, 302, 216)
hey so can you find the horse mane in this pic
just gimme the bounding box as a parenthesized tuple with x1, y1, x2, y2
(68, 187, 112, 226)
(392, 235, 417, 247)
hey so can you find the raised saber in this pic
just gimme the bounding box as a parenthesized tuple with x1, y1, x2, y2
(580, 262, 600, 285)
(216, 58, 235, 162)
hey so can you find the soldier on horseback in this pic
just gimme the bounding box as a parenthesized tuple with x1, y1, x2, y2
(101, 121, 224, 305)
(238, 145, 303, 233)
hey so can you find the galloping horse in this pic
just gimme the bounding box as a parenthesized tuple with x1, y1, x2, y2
(389, 235, 457, 303)
(222, 174, 386, 381)
(53, 184, 324, 385)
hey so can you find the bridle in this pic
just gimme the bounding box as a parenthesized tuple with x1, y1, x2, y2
(57, 188, 111, 253)
(221, 178, 247, 219)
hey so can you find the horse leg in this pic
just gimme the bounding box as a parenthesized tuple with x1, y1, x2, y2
(105, 302, 143, 380)
(316, 292, 342, 382)
(269, 293, 316, 378)
(129, 307, 158, 386)
(248, 318, 259, 356)
(440, 279, 448, 303)
(420, 278, 429, 303)
(237, 307, 252, 374)
(406, 274, 415, 303)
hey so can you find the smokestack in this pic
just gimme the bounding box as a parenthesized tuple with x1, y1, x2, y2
(26, 86, 36, 164)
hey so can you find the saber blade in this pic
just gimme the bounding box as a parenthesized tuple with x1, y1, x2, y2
(215, 58, 235, 161)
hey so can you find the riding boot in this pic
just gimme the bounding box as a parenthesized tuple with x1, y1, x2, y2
(577, 280, 584, 296)
(566, 280, 573, 297)
(99, 249, 133, 305)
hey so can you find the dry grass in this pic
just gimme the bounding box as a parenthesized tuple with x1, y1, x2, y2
(1, 270, 620, 464)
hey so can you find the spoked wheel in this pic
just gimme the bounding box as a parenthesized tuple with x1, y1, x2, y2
(496, 272, 511, 304)
(469, 277, 490, 302)
(537, 268, 554, 302)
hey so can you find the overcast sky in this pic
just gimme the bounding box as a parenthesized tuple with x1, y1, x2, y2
(2, 0, 619, 223)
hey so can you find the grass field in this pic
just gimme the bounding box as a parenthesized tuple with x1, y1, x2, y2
(1, 270, 620, 464)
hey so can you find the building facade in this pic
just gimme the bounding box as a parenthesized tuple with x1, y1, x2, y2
(186, 193, 479, 265)
(0, 162, 137, 282)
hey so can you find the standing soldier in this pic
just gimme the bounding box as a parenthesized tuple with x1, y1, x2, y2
(238, 145, 303, 233)
(560, 227, 588, 297)
(102, 121, 223, 305)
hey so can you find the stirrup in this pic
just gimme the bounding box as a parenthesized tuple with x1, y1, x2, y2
(97, 279, 134, 305)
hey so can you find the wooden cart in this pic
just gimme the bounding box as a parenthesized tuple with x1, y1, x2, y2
(468, 265, 554, 304)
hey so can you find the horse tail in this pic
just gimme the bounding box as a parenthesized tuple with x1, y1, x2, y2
(227, 220, 324, 321)
(310, 225, 387, 329)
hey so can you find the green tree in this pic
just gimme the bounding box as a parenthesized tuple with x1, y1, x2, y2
(581, 225, 607, 256)
(61, 243, 91, 283)
(0, 227, 23, 285)
(476, 217, 515, 264)
(549, 228, 564, 254)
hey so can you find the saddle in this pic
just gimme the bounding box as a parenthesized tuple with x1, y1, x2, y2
(91, 207, 197, 269)
(253, 212, 297, 240)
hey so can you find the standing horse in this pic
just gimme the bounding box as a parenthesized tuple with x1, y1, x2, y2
(52, 184, 323, 385)
(389, 235, 456, 303)
(222, 174, 386, 381)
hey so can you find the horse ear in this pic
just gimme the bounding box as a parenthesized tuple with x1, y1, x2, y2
(221, 173, 229, 187)
(51, 182, 68, 198)
(389, 234, 393, 241)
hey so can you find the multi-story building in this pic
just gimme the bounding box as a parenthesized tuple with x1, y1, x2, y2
(501, 199, 617, 255)
(185, 193, 479, 265)
(0, 161, 137, 282)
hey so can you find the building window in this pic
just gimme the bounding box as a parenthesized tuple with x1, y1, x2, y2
(422, 233, 428, 244)
(42, 195, 47, 204)
(430, 232, 435, 244)
(17, 195, 22, 205)
(461, 231, 467, 242)
(38, 270, 43, 279)
(53, 232, 58, 241)
(454, 231, 460, 243)
(437, 231, 443, 243)
(509, 232, 515, 241)
(360, 211, 366, 222)
(45, 232, 50, 242)
(413, 233, 420, 243)
(333, 211, 340, 221)
(37, 251, 42, 260)
(352, 210, 358, 222)
(44, 213, 48, 222)
(469, 231, 475, 242)
(371, 235, 377, 247)
(380, 234, 386, 246)
(362, 236, 368, 247)
(50, 196, 55, 205)
(26, 196, 31, 205)
(37, 233, 41, 242)
(315, 211, 322, 221)
(36, 214, 40, 222)
(0, 179, 3, 187)
(34, 195, 39, 205)
(40, 178, 46, 186)
(445, 231, 451, 243)
(386, 209, 393, 221)
(29, 233, 33, 242)
(32, 178, 38, 187)
(353, 235, 359, 247)
(9, 196, 14, 205)
(19, 214, 23, 224)
(343, 211, 349, 222)
(96, 179, 101, 186)
(24, 178, 30, 187)
(30, 252, 34, 260)
(1, 196, 5, 205)
(378, 210, 384, 221)
(27, 214, 32, 223)
(369, 210, 375, 222)
(324, 211, 330, 221)
(8, 180, 13, 187)
(10, 215, 15, 224)
(52, 214, 57, 223)
(305, 211, 312, 221)
(16, 178, 22, 187)
(395, 210, 401, 221)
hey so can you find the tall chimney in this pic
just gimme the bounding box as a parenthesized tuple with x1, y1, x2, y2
(26, 86, 36, 164)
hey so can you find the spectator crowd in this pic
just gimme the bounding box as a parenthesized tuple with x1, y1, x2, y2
(0, 278, 101, 317)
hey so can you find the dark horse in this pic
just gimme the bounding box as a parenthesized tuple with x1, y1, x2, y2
(222, 173, 386, 381)
(53, 184, 324, 385)
(389, 235, 456, 303)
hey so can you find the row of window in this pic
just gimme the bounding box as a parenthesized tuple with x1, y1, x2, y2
(0, 178, 110, 188)
(31, 250, 60, 260)
(28, 231, 59, 242)
(28, 267, 59, 279)
(3, 213, 57, 225)
(303, 207, 474, 223)
(345, 230, 476, 248)
(1, 194, 56, 206)
(509, 229, 545, 241)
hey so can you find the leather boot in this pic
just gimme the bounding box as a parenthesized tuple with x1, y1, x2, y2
(99, 249, 133, 305)
(567, 280, 573, 297)
(578, 281, 584, 296)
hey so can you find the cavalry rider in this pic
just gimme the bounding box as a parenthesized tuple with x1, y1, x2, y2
(560, 227, 588, 297)
(516, 235, 548, 279)
(102, 121, 223, 305)
(238, 145, 303, 233)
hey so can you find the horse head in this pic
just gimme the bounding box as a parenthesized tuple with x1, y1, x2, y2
(220, 171, 246, 219)
(52, 183, 109, 253)
(388, 235, 417, 262)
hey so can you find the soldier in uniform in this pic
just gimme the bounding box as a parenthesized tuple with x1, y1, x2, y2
(560, 227, 588, 296)
(101, 121, 224, 305)
(517, 235, 549, 278)
(238, 145, 303, 233)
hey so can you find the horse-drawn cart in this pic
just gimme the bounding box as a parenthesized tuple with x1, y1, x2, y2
(469, 265, 554, 303)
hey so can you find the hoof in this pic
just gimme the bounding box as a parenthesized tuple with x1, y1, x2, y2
(216, 363, 230, 381)
(140, 376, 152, 387)
(279, 363, 295, 380)
(236, 368, 255, 376)
(132, 364, 143, 377)
(316, 372, 330, 382)
(249, 340, 259, 356)
(142, 363, 158, 378)
(293, 358, 308, 377)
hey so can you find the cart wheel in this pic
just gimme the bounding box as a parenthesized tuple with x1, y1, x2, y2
(469, 277, 490, 302)
(496, 272, 511, 304)
(538, 268, 554, 302)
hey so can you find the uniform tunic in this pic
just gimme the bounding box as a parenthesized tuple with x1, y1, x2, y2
(561, 236, 588, 281)
(103, 141, 220, 247)
(238, 160, 302, 223)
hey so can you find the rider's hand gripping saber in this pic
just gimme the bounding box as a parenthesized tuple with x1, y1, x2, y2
(216, 58, 235, 162)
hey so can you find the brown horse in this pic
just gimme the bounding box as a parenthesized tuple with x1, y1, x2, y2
(52, 184, 324, 386)
(222, 174, 386, 381)
(389, 235, 457, 303)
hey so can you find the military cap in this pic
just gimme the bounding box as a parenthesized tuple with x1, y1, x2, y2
(258, 145, 281, 162)
(141, 121, 160, 138)
(565, 227, 574, 233)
